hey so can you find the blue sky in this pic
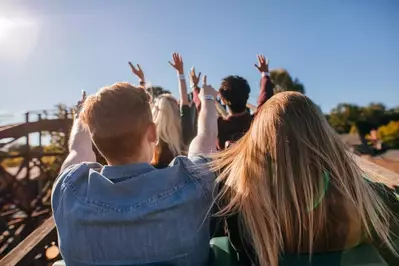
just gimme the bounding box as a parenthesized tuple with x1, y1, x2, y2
(0, 0, 398, 124)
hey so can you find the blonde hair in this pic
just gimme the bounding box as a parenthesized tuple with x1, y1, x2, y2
(151, 94, 183, 160)
(211, 91, 396, 266)
(80, 82, 152, 161)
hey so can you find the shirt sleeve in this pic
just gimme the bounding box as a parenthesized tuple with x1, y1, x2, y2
(187, 155, 216, 193)
(255, 75, 274, 114)
(216, 117, 225, 150)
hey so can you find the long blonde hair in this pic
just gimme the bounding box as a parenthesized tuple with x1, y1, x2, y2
(151, 94, 183, 160)
(211, 91, 396, 266)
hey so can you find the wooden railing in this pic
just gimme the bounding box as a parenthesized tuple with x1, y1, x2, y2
(0, 155, 398, 266)
(0, 217, 57, 266)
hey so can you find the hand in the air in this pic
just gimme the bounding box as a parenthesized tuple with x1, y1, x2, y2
(75, 90, 87, 115)
(168, 53, 184, 74)
(190, 67, 201, 88)
(254, 54, 269, 73)
(128, 62, 145, 81)
(200, 75, 218, 99)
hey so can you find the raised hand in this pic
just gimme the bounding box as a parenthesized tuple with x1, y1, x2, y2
(74, 90, 87, 115)
(190, 67, 201, 88)
(200, 75, 218, 99)
(168, 53, 184, 74)
(254, 54, 269, 73)
(128, 62, 145, 81)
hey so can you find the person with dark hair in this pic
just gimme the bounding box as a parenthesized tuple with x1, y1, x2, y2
(191, 55, 274, 150)
(217, 75, 252, 149)
(219, 55, 275, 149)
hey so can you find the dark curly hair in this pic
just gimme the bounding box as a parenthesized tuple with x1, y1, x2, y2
(219, 75, 250, 114)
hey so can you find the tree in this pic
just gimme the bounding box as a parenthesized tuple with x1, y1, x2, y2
(270, 69, 305, 94)
(377, 121, 399, 148)
(327, 102, 399, 136)
(327, 103, 361, 134)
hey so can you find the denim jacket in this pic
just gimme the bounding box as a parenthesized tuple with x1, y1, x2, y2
(52, 156, 215, 266)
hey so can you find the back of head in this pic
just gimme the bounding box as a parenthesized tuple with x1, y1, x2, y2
(80, 82, 153, 164)
(219, 75, 250, 114)
(151, 94, 183, 165)
(212, 91, 394, 266)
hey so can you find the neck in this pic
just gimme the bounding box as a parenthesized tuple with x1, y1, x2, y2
(107, 154, 151, 166)
(229, 110, 248, 117)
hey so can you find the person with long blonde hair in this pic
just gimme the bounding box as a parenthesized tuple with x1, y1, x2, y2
(211, 91, 399, 266)
(129, 53, 193, 168)
(151, 93, 184, 168)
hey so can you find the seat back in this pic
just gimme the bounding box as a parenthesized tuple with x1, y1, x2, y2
(210, 237, 392, 266)
(209, 237, 238, 266)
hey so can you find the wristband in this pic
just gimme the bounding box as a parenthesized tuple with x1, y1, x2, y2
(178, 74, 185, 80)
(262, 72, 270, 77)
(200, 95, 215, 102)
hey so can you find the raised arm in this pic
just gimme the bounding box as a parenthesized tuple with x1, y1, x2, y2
(190, 67, 202, 112)
(169, 53, 189, 106)
(188, 75, 218, 156)
(168, 53, 194, 145)
(254, 54, 274, 111)
(60, 93, 96, 172)
(128, 62, 146, 88)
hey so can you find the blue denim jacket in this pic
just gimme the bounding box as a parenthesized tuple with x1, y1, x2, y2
(52, 156, 215, 266)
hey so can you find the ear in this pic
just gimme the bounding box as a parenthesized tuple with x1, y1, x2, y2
(146, 122, 157, 143)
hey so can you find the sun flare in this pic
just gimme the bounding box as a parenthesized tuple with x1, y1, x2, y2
(0, 16, 40, 61)
(0, 17, 15, 40)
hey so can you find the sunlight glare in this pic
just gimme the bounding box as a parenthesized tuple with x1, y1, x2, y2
(0, 17, 15, 40)
(0, 16, 40, 63)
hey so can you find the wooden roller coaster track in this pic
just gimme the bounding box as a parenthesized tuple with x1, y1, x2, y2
(0, 110, 73, 265)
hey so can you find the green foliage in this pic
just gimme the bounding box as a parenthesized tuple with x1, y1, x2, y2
(270, 69, 305, 94)
(349, 124, 358, 134)
(327, 102, 399, 136)
(377, 121, 399, 148)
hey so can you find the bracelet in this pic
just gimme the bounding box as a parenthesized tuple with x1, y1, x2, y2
(200, 95, 215, 102)
(178, 74, 185, 80)
(261, 72, 270, 77)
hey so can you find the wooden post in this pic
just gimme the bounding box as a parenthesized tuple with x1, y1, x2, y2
(25, 112, 30, 180)
(37, 114, 43, 192)
(63, 110, 69, 153)
(38, 114, 42, 148)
